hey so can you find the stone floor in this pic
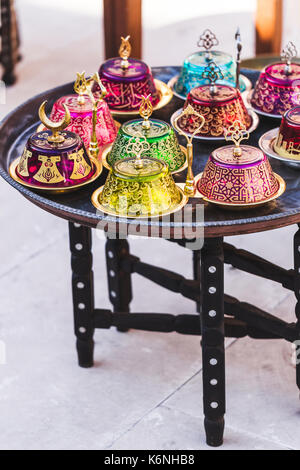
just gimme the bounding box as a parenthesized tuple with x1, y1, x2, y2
(0, 0, 299, 451)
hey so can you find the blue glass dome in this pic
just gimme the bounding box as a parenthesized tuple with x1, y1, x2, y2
(175, 51, 247, 98)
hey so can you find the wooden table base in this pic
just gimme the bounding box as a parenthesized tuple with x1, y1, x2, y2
(68, 222, 300, 447)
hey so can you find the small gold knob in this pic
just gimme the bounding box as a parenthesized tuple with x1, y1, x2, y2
(119, 35, 132, 70)
(139, 95, 153, 130)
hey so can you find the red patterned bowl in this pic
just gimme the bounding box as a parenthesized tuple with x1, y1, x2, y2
(251, 63, 300, 117)
(178, 85, 251, 138)
(274, 106, 300, 158)
(50, 94, 117, 148)
(197, 144, 283, 206)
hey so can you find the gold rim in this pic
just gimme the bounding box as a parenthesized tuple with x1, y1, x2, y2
(101, 144, 188, 175)
(194, 172, 286, 209)
(91, 184, 188, 219)
(9, 157, 102, 194)
(109, 79, 173, 117)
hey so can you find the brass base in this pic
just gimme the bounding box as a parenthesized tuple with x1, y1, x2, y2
(194, 172, 286, 210)
(91, 184, 188, 219)
(101, 144, 188, 175)
(109, 79, 173, 118)
(9, 157, 102, 194)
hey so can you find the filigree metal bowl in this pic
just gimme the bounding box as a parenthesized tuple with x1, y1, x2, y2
(103, 118, 187, 174)
(92, 157, 187, 218)
(197, 144, 284, 207)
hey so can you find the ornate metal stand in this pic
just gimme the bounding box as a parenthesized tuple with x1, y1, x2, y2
(68, 222, 300, 447)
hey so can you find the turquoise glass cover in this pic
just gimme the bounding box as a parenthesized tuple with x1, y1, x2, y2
(175, 50, 246, 97)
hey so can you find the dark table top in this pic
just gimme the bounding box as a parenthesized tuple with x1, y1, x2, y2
(1, 67, 300, 239)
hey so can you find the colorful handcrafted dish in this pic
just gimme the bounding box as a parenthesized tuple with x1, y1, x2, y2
(103, 95, 187, 174)
(50, 73, 117, 149)
(196, 121, 285, 208)
(250, 42, 300, 117)
(274, 106, 300, 158)
(92, 135, 187, 218)
(10, 101, 101, 192)
(93, 36, 172, 114)
(169, 29, 251, 99)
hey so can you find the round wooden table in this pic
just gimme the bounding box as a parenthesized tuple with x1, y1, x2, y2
(1, 67, 300, 448)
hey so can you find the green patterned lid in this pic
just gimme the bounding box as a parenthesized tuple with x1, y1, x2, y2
(113, 157, 168, 182)
(122, 119, 170, 139)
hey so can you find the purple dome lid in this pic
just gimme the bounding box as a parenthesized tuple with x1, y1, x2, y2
(100, 58, 150, 83)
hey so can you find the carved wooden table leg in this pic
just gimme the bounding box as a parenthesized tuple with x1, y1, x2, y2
(294, 224, 300, 391)
(69, 222, 95, 368)
(105, 239, 133, 332)
(200, 237, 225, 447)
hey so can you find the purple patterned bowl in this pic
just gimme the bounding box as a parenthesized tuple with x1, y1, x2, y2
(251, 62, 300, 117)
(93, 58, 160, 112)
(11, 129, 101, 191)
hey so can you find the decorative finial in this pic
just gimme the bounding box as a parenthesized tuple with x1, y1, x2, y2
(84, 73, 107, 159)
(119, 35, 132, 70)
(224, 120, 249, 157)
(235, 28, 242, 90)
(173, 104, 205, 196)
(281, 41, 297, 75)
(201, 61, 224, 96)
(139, 95, 153, 130)
(197, 29, 219, 61)
(38, 100, 71, 144)
(88, 72, 107, 100)
(125, 133, 151, 170)
(74, 71, 87, 105)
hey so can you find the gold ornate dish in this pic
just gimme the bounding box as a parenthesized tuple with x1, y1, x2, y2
(9, 101, 102, 193)
(9, 156, 102, 194)
(196, 120, 286, 208)
(195, 172, 286, 209)
(91, 135, 188, 218)
(101, 95, 187, 174)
